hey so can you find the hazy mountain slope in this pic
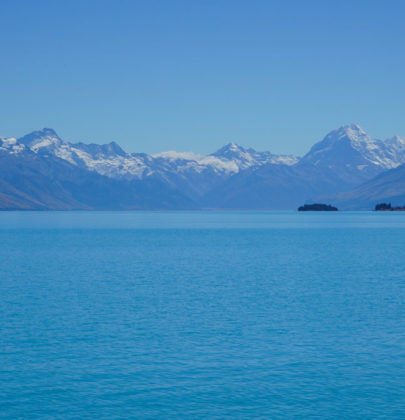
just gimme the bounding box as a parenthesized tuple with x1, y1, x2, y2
(201, 163, 356, 210)
(0, 178, 47, 210)
(0, 148, 89, 209)
(332, 164, 405, 210)
(0, 146, 195, 210)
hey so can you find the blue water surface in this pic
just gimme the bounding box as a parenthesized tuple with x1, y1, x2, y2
(0, 211, 404, 419)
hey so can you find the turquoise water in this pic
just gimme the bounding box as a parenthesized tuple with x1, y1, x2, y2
(1, 211, 405, 419)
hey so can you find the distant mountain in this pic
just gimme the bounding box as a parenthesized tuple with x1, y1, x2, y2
(0, 135, 195, 210)
(3, 129, 299, 206)
(201, 161, 354, 209)
(1, 124, 405, 210)
(14, 130, 297, 180)
(201, 125, 405, 209)
(332, 164, 405, 210)
(211, 142, 298, 167)
(299, 124, 405, 185)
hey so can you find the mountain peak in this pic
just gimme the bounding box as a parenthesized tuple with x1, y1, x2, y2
(314, 124, 371, 149)
(18, 127, 62, 150)
(211, 142, 249, 157)
(39, 127, 59, 136)
(220, 142, 243, 150)
(299, 124, 405, 171)
(333, 123, 367, 138)
(72, 140, 127, 158)
(105, 141, 126, 156)
(346, 122, 363, 131)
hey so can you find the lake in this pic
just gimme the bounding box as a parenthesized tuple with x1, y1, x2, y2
(1, 211, 404, 419)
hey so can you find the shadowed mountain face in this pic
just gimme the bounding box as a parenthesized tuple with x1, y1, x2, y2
(0, 124, 405, 210)
(332, 164, 405, 210)
(201, 164, 355, 210)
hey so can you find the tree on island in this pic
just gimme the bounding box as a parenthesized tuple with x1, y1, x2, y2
(375, 202, 405, 211)
(375, 203, 392, 211)
(298, 203, 338, 211)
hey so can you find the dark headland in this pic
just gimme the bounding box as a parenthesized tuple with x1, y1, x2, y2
(298, 203, 338, 211)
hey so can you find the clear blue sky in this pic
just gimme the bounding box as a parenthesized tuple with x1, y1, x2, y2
(1, 0, 404, 155)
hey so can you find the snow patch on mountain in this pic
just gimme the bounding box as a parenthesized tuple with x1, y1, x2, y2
(152, 151, 201, 161)
(0, 137, 25, 154)
(65, 146, 150, 179)
(153, 150, 239, 174)
(19, 128, 62, 152)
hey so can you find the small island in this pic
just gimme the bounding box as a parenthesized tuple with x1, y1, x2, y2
(375, 203, 405, 211)
(298, 203, 338, 211)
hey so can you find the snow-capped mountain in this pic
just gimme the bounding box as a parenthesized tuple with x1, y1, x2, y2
(0, 135, 194, 210)
(1, 124, 405, 210)
(295, 123, 405, 188)
(15, 128, 152, 179)
(0, 128, 300, 207)
(210, 142, 298, 167)
(8, 129, 298, 182)
(300, 124, 405, 169)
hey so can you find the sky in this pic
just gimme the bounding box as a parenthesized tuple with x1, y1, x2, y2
(1, 0, 405, 155)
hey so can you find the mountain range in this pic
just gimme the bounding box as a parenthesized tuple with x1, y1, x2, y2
(1, 124, 405, 210)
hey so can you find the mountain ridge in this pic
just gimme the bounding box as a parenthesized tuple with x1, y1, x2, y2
(1, 124, 405, 210)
